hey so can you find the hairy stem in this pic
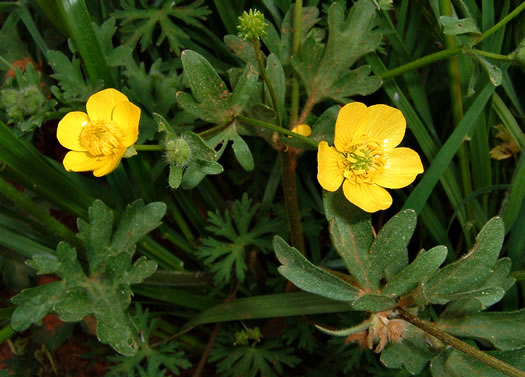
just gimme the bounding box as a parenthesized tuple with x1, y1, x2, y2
(476, 1, 525, 45)
(134, 144, 164, 151)
(253, 38, 282, 128)
(289, 0, 303, 128)
(237, 115, 317, 148)
(397, 308, 525, 377)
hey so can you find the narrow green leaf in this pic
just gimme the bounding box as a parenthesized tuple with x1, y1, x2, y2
(368, 209, 417, 287)
(230, 132, 254, 171)
(423, 217, 505, 304)
(56, 0, 115, 86)
(502, 154, 525, 233)
(472, 53, 502, 86)
(265, 53, 285, 119)
(183, 292, 353, 329)
(273, 236, 360, 302)
(351, 294, 396, 311)
(492, 92, 525, 151)
(434, 347, 525, 377)
(383, 246, 448, 297)
(438, 309, 525, 350)
(231, 63, 258, 115)
(403, 83, 495, 214)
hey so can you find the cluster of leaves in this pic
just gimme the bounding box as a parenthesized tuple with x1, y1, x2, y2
(2, 0, 525, 376)
(197, 194, 282, 285)
(10, 199, 166, 356)
(274, 189, 523, 374)
(112, 0, 211, 54)
(209, 325, 300, 377)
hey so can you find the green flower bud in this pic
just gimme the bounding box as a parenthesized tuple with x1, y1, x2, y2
(0, 86, 45, 120)
(237, 9, 267, 41)
(0, 89, 18, 109)
(19, 86, 45, 115)
(165, 137, 191, 166)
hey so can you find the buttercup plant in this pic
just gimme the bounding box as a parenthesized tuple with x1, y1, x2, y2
(1, 0, 525, 376)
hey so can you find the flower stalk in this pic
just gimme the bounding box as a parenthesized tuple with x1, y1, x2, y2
(237, 115, 317, 148)
(134, 144, 164, 151)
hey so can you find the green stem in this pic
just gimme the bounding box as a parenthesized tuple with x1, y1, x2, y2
(237, 115, 317, 148)
(475, 1, 525, 45)
(380, 1, 525, 80)
(253, 38, 282, 128)
(0, 55, 15, 70)
(289, 0, 303, 128)
(380, 47, 462, 80)
(279, 150, 305, 253)
(276, 0, 306, 255)
(397, 308, 525, 377)
(134, 144, 164, 151)
(473, 49, 513, 61)
(0, 175, 81, 250)
(510, 270, 525, 281)
(198, 119, 232, 138)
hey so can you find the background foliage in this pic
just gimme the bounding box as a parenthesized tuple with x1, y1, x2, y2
(0, 0, 524, 376)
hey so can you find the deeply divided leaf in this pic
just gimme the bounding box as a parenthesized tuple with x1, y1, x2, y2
(11, 199, 163, 356)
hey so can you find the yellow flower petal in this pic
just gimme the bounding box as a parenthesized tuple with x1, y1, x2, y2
(342, 180, 392, 213)
(86, 88, 129, 121)
(56, 111, 89, 151)
(112, 101, 140, 147)
(93, 151, 124, 177)
(374, 148, 424, 189)
(317, 141, 345, 191)
(334, 102, 369, 151)
(63, 151, 101, 172)
(291, 124, 312, 137)
(366, 104, 406, 150)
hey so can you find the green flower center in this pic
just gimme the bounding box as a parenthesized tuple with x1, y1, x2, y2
(79, 120, 123, 156)
(342, 141, 385, 183)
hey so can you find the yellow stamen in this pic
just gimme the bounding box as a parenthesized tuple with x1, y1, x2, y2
(342, 140, 385, 184)
(79, 120, 124, 156)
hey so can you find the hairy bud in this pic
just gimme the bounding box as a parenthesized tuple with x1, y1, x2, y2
(237, 9, 267, 41)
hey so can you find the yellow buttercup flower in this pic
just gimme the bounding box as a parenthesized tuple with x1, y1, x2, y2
(57, 88, 140, 177)
(317, 102, 423, 213)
